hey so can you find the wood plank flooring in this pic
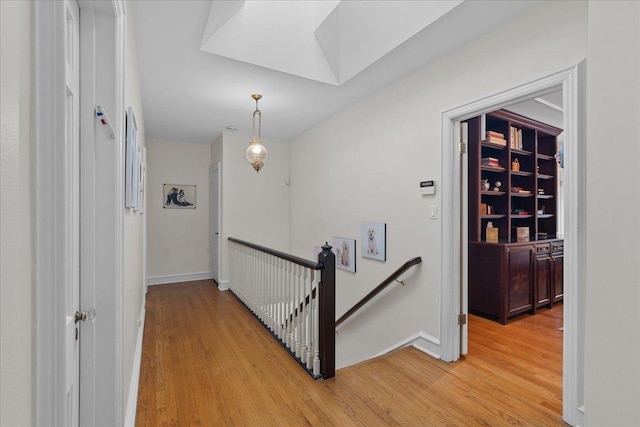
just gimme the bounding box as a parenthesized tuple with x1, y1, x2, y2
(136, 280, 565, 426)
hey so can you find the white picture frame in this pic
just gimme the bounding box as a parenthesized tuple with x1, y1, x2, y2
(125, 106, 137, 209)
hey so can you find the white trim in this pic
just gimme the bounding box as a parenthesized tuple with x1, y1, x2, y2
(534, 96, 564, 113)
(113, 1, 126, 424)
(372, 332, 441, 360)
(35, 1, 66, 423)
(218, 279, 230, 291)
(124, 303, 146, 427)
(561, 60, 586, 427)
(147, 272, 214, 286)
(440, 65, 585, 426)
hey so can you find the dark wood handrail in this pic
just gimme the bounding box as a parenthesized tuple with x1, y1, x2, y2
(335, 257, 422, 328)
(229, 236, 323, 270)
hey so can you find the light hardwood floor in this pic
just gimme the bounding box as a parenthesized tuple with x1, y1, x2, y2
(136, 280, 565, 426)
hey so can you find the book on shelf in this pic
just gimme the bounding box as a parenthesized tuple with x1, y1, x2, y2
(486, 131, 504, 139)
(509, 126, 523, 150)
(481, 157, 499, 163)
(483, 137, 507, 146)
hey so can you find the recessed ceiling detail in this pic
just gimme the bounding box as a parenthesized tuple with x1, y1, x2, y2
(200, 0, 462, 86)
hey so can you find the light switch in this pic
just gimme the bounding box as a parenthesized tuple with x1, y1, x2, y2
(430, 205, 437, 219)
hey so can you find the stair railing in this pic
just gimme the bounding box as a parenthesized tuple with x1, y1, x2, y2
(228, 237, 335, 379)
(335, 257, 422, 328)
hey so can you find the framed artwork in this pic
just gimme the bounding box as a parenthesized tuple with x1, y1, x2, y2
(332, 237, 356, 273)
(361, 222, 386, 261)
(164, 184, 196, 209)
(125, 106, 138, 209)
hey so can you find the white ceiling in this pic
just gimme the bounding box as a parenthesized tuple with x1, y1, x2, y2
(132, 0, 540, 144)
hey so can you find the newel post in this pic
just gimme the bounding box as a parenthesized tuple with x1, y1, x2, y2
(318, 242, 335, 379)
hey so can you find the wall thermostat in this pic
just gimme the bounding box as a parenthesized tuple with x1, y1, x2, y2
(420, 180, 435, 195)
(95, 105, 115, 140)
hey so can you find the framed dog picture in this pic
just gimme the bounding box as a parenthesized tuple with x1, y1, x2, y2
(163, 184, 196, 209)
(332, 237, 356, 273)
(361, 222, 386, 261)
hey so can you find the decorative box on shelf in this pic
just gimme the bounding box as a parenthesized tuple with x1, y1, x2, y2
(486, 226, 499, 243)
(516, 227, 530, 242)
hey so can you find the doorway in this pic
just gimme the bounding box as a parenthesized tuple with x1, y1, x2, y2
(440, 65, 585, 426)
(210, 165, 220, 282)
(35, 0, 127, 424)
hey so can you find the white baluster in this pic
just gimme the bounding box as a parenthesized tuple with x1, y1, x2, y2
(313, 268, 320, 377)
(295, 265, 302, 359)
(300, 267, 308, 364)
(285, 261, 292, 349)
(306, 269, 314, 369)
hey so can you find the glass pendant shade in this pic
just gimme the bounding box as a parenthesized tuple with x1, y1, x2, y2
(246, 94, 268, 172)
(246, 140, 268, 172)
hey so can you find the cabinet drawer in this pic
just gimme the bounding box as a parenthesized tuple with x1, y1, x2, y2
(535, 243, 550, 254)
(551, 241, 564, 253)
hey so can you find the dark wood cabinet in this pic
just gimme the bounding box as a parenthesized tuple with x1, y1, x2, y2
(469, 239, 563, 324)
(507, 244, 534, 316)
(534, 243, 552, 308)
(551, 240, 564, 302)
(467, 109, 563, 324)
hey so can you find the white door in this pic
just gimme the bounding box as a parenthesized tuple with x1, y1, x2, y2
(211, 166, 220, 281)
(64, 0, 81, 424)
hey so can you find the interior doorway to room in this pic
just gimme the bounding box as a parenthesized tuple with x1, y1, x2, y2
(463, 91, 565, 418)
(441, 65, 586, 427)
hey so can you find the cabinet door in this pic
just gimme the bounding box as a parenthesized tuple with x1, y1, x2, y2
(507, 245, 534, 314)
(552, 254, 564, 302)
(535, 254, 552, 308)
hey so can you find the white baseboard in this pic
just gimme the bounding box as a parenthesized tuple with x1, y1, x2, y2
(147, 272, 213, 286)
(372, 331, 441, 360)
(218, 279, 230, 291)
(124, 303, 146, 427)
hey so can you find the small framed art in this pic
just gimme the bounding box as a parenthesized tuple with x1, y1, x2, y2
(332, 237, 356, 273)
(361, 222, 386, 261)
(163, 184, 196, 209)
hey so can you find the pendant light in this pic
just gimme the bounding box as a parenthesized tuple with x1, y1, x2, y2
(246, 94, 268, 172)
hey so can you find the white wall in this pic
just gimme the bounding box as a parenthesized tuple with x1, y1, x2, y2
(214, 131, 291, 285)
(122, 0, 146, 418)
(0, 1, 34, 425)
(584, 1, 640, 425)
(289, 0, 587, 369)
(146, 138, 212, 283)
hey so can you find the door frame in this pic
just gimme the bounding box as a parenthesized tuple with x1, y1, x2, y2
(35, 0, 126, 424)
(210, 164, 221, 283)
(440, 63, 585, 426)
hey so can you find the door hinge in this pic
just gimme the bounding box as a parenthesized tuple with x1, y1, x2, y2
(458, 142, 466, 154)
(458, 313, 467, 325)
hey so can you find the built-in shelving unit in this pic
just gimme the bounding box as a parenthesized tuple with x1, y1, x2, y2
(467, 109, 564, 323)
(468, 109, 562, 242)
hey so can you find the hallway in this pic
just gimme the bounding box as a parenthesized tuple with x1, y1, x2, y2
(136, 280, 564, 426)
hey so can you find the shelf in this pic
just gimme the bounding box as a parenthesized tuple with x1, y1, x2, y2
(469, 109, 561, 243)
(481, 141, 507, 150)
(511, 148, 533, 156)
(481, 166, 506, 173)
